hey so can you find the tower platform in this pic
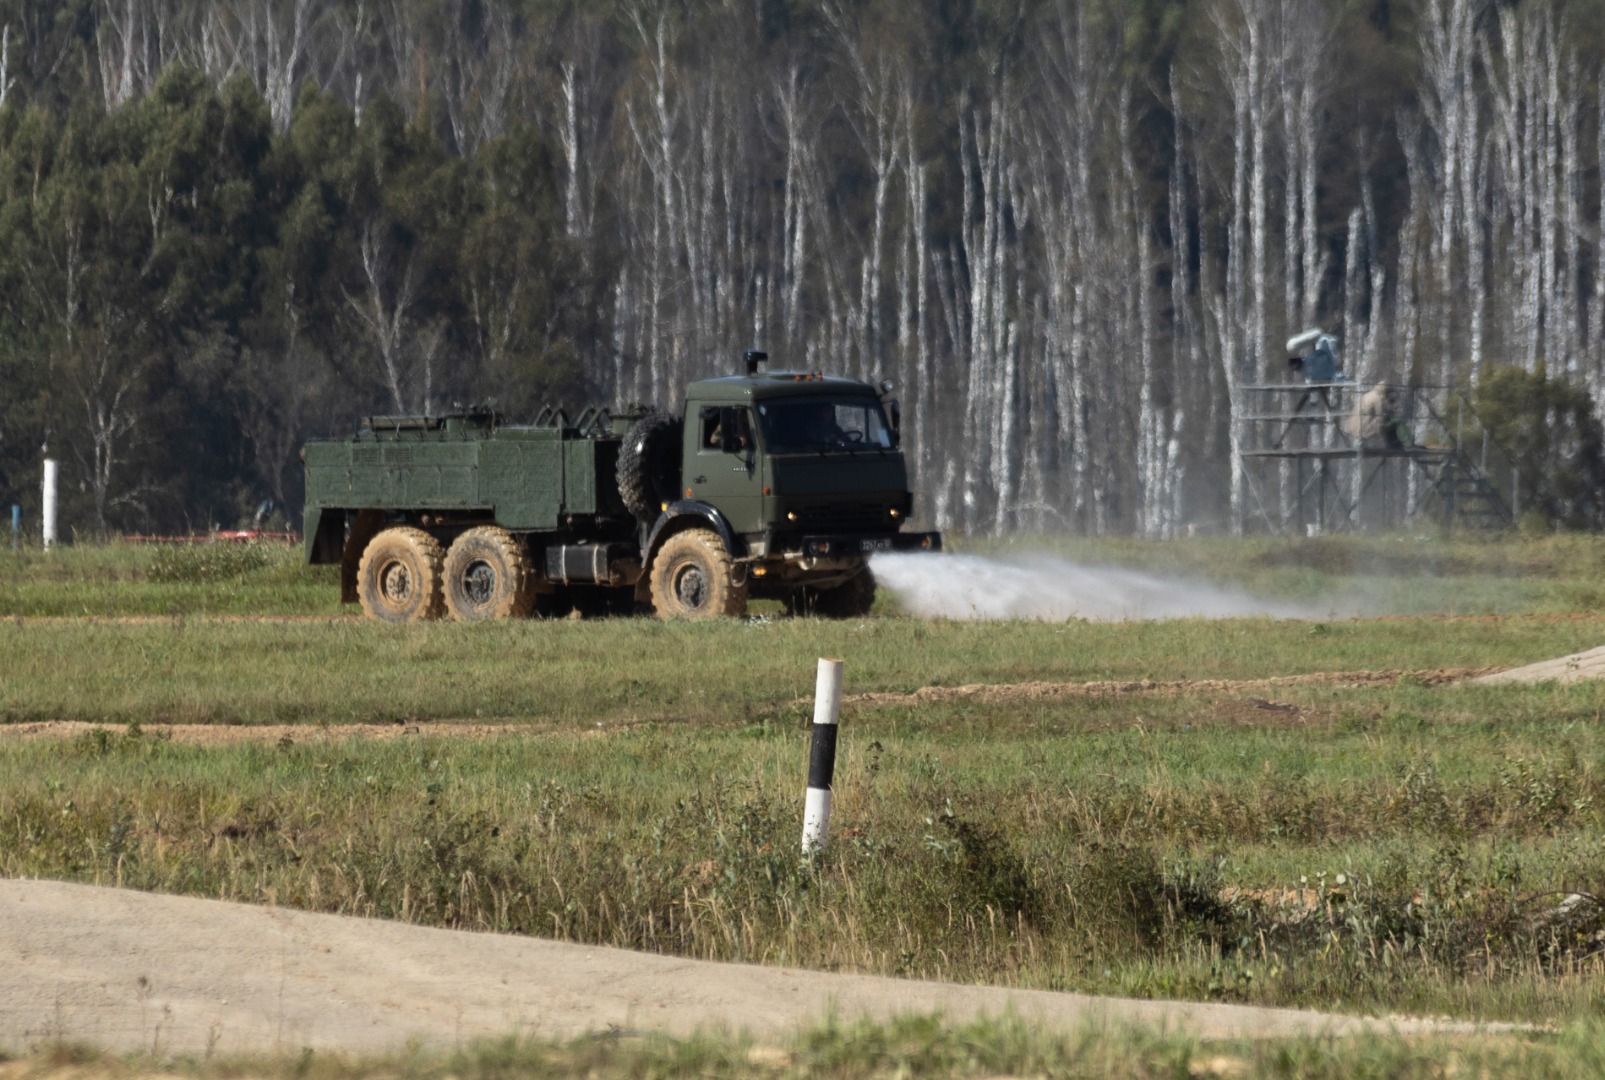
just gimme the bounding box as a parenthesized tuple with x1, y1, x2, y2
(1234, 383, 1510, 534)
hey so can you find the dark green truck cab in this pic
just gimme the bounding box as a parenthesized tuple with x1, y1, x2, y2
(303, 352, 940, 621)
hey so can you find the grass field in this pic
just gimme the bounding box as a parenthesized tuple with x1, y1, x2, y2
(4, 534, 1605, 1068)
(4, 530, 1605, 619)
(12, 1015, 1605, 1080)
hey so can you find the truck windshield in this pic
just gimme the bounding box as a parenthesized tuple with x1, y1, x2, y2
(756, 397, 894, 453)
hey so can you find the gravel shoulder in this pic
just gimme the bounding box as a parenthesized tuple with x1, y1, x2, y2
(0, 879, 1523, 1058)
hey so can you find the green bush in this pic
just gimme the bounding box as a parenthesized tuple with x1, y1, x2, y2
(1469, 365, 1605, 529)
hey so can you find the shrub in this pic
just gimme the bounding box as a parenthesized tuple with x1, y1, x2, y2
(1469, 365, 1605, 529)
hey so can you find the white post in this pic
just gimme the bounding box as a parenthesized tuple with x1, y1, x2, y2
(802, 658, 843, 856)
(41, 458, 57, 550)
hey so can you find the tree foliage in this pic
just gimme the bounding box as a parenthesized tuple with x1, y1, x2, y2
(0, 0, 1600, 537)
(1470, 365, 1605, 530)
(0, 33, 589, 535)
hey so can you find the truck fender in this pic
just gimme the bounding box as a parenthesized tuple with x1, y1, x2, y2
(638, 502, 737, 597)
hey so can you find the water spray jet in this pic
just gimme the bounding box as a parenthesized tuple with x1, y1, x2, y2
(870, 551, 1314, 621)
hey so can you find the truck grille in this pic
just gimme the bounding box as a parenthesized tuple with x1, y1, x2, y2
(794, 503, 889, 532)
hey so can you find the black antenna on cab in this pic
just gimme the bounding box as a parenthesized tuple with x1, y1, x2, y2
(743, 349, 768, 376)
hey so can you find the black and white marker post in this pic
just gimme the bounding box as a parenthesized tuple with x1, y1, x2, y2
(801, 658, 843, 856)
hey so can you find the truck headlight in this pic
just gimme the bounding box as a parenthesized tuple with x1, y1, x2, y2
(786, 511, 797, 522)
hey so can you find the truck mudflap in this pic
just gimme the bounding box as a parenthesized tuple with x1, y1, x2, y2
(800, 531, 941, 558)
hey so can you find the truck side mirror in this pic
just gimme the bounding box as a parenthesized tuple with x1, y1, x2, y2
(884, 398, 901, 446)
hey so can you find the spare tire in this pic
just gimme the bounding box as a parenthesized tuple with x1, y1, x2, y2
(617, 412, 683, 521)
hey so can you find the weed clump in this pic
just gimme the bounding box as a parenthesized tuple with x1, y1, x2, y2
(148, 543, 273, 584)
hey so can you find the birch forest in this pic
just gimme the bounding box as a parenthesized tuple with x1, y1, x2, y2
(0, 0, 1603, 537)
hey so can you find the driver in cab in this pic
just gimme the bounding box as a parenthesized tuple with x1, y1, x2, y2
(708, 410, 753, 451)
(803, 402, 845, 445)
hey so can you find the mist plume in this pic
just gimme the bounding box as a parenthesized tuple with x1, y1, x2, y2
(870, 552, 1314, 621)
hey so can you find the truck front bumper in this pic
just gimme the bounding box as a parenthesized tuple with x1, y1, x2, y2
(799, 531, 942, 558)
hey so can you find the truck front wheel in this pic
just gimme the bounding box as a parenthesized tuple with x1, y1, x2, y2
(649, 529, 747, 619)
(357, 527, 446, 623)
(443, 527, 535, 621)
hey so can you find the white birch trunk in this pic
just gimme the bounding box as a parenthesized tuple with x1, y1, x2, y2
(1594, 71, 1605, 391)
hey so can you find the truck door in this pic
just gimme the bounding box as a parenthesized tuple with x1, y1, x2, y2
(689, 406, 763, 534)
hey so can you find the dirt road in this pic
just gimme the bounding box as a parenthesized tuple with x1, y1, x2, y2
(0, 879, 1521, 1058)
(0, 668, 1493, 747)
(1473, 644, 1605, 685)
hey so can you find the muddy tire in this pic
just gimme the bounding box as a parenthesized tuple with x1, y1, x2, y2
(787, 568, 877, 619)
(617, 412, 683, 522)
(649, 528, 747, 619)
(357, 527, 446, 623)
(443, 527, 535, 621)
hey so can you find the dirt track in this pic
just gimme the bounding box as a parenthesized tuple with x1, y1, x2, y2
(0, 669, 1495, 746)
(0, 719, 522, 746)
(1474, 644, 1605, 685)
(842, 667, 1490, 708)
(0, 879, 1524, 1058)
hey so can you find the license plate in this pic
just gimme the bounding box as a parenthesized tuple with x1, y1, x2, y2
(858, 538, 892, 552)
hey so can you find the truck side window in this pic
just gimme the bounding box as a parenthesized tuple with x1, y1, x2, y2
(700, 407, 722, 448)
(699, 407, 751, 454)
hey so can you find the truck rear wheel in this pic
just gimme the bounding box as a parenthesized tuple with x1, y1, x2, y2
(357, 527, 446, 623)
(649, 528, 747, 619)
(443, 527, 534, 621)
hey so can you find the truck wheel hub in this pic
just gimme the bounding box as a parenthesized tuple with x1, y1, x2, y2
(380, 562, 413, 602)
(462, 561, 495, 605)
(672, 564, 708, 608)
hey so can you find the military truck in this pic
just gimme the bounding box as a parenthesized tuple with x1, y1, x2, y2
(302, 351, 941, 621)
